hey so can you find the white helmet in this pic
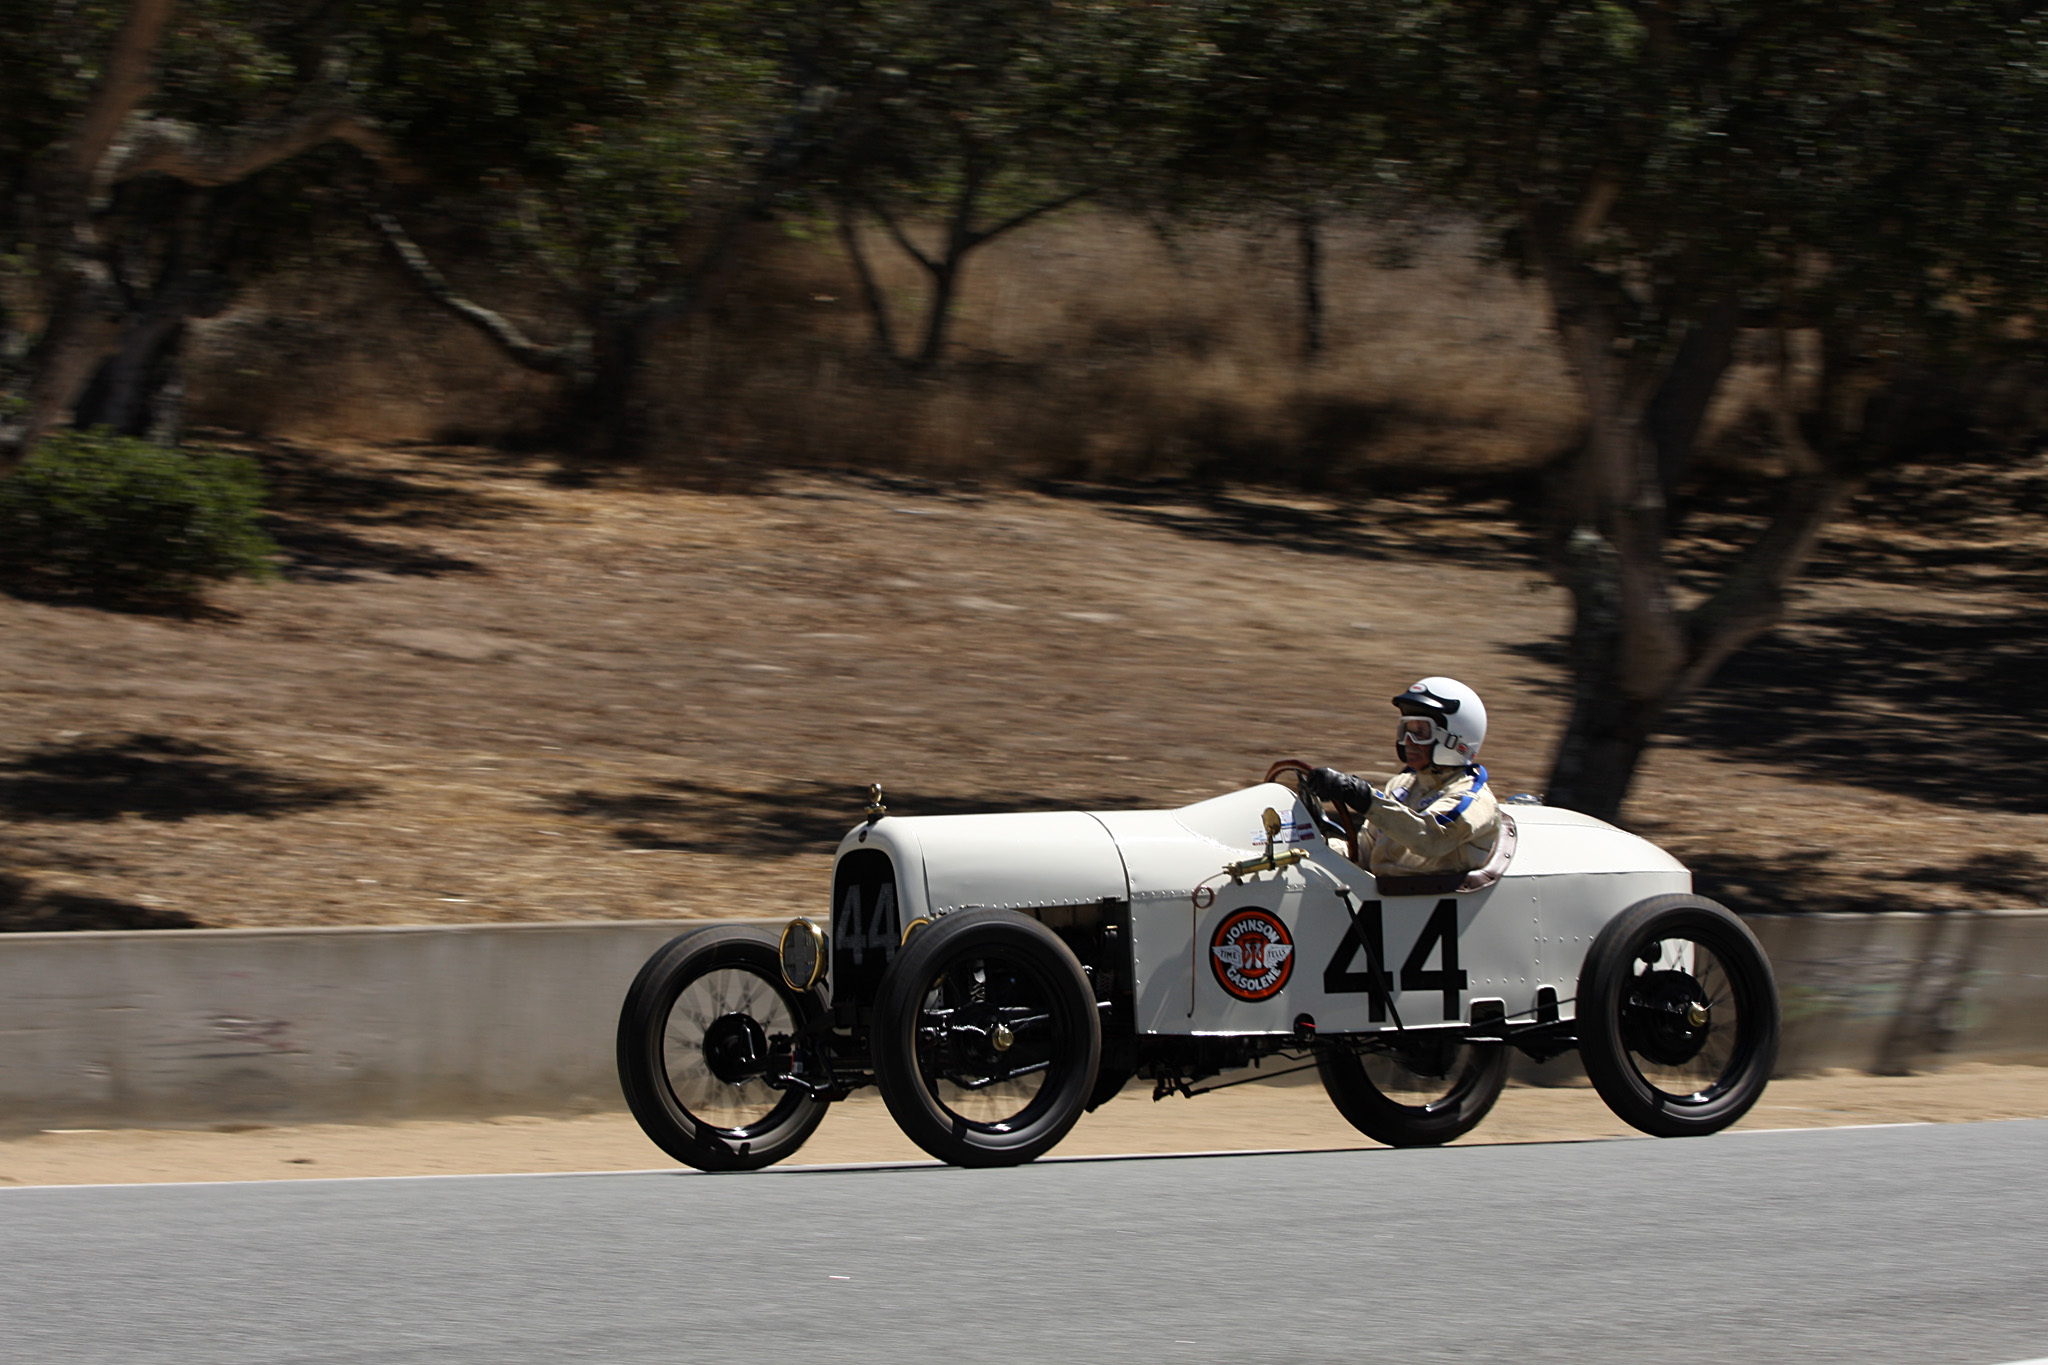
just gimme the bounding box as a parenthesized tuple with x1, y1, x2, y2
(1393, 676, 1487, 767)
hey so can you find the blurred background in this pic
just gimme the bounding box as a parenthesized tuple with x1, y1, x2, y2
(4, 0, 2047, 939)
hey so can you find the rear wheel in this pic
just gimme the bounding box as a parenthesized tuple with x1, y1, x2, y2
(871, 909, 1101, 1167)
(1576, 894, 1779, 1138)
(1317, 1032, 1508, 1146)
(617, 926, 830, 1172)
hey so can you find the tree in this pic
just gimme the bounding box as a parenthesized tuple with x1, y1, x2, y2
(0, 0, 405, 473)
(1175, 1, 2048, 819)
(0, 0, 784, 467)
(804, 0, 1192, 368)
(1143, 3, 1387, 361)
(352, 0, 794, 459)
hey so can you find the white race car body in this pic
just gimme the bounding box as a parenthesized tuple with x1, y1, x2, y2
(832, 782, 1689, 1038)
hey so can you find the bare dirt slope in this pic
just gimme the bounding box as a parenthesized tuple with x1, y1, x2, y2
(3, 439, 2045, 930)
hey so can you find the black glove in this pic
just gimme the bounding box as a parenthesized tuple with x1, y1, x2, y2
(1308, 766, 1376, 807)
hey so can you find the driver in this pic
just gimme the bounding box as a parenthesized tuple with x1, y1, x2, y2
(1307, 677, 1501, 878)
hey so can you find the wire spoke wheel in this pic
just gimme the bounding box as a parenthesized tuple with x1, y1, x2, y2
(1619, 939, 1743, 1103)
(874, 910, 1100, 1167)
(1319, 1031, 1508, 1147)
(617, 926, 830, 1172)
(1578, 895, 1780, 1138)
(914, 958, 1058, 1128)
(661, 964, 800, 1131)
(1361, 1035, 1495, 1108)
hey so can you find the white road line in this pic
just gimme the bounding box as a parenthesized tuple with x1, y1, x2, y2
(1733, 1121, 1934, 1136)
(0, 1168, 684, 1193)
(0, 1119, 2023, 1193)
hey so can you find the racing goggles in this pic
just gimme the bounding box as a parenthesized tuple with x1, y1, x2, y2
(1396, 716, 1441, 749)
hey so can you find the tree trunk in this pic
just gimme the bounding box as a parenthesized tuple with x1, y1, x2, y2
(561, 313, 650, 462)
(1296, 207, 1324, 361)
(16, 272, 126, 457)
(1525, 202, 1787, 820)
(1646, 298, 1739, 499)
(74, 312, 186, 436)
(1543, 527, 1673, 823)
(916, 260, 959, 370)
(73, 195, 230, 438)
(0, 290, 22, 372)
(907, 160, 983, 371)
(834, 198, 899, 362)
(1532, 207, 1852, 818)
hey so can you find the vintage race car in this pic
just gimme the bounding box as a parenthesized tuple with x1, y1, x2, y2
(618, 763, 1781, 1170)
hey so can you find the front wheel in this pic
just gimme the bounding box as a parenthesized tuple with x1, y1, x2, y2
(1577, 894, 1780, 1138)
(1317, 1032, 1509, 1146)
(871, 909, 1101, 1167)
(617, 926, 830, 1171)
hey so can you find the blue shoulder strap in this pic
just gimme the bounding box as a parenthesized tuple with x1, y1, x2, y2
(1433, 765, 1488, 827)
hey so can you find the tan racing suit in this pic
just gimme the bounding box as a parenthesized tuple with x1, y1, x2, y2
(1362, 763, 1500, 878)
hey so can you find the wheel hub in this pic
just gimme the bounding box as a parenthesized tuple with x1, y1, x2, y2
(702, 1011, 770, 1084)
(1622, 969, 1713, 1066)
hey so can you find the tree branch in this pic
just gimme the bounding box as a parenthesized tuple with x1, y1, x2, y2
(72, 0, 177, 184)
(1676, 471, 1854, 699)
(1569, 175, 1619, 246)
(964, 186, 1093, 251)
(862, 195, 937, 275)
(105, 107, 410, 194)
(369, 210, 589, 378)
(834, 197, 899, 361)
(946, 152, 984, 257)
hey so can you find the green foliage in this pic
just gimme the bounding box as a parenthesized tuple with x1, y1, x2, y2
(358, 0, 778, 303)
(0, 431, 279, 605)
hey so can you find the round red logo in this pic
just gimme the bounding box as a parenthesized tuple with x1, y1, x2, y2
(1210, 908, 1295, 1001)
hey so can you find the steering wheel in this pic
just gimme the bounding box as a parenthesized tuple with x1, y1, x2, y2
(1264, 758, 1362, 866)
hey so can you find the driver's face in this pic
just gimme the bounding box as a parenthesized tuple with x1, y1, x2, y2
(1396, 715, 1436, 771)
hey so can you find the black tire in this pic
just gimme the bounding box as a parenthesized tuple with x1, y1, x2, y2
(1317, 1031, 1509, 1146)
(871, 909, 1101, 1167)
(617, 925, 830, 1172)
(1577, 893, 1780, 1138)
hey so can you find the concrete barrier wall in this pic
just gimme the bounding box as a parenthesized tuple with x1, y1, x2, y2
(0, 921, 707, 1135)
(2, 912, 2044, 1132)
(1750, 911, 2048, 1073)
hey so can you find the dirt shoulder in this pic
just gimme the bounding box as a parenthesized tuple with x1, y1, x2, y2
(4, 1067, 2044, 1188)
(4, 440, 2046, 932)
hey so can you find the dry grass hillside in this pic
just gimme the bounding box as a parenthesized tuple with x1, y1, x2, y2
(188, 213, 1584, 487)
(3, 435, 2046, 932)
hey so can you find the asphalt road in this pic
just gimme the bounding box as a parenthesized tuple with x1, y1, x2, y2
(5, 1121, 2047, 1365)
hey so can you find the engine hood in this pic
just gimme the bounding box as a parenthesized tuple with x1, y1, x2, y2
(833, 784, 1325, 916)
(1492, 803, 1689, 877)
(838, 810, 1129, 914)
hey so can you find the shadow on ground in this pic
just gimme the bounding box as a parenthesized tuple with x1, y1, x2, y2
(549, 779, 1134, 857)
(246, 438, 527, 583)
(1029, 472, 1542, 570)
(1800, 458, 2048, 592)
(264, 524, 484, 583)
(0, 871, 198, 932)
(0, 575, 239, 619)
(1657, 606, 2048, 814)
(0, 733, 370, 822)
